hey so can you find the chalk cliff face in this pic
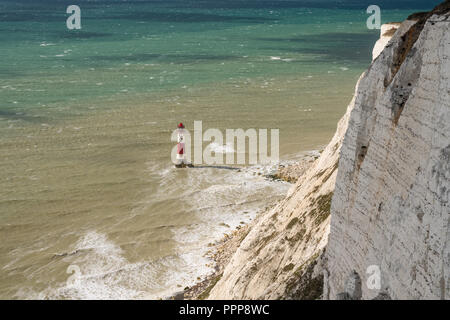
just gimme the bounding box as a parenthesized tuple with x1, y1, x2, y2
(372, 23, 401, 61)
(208, 54, 361, 299)
(208, 2, 449, 300)
(326, 4, 450, 300)
(208, 98, 348, 299)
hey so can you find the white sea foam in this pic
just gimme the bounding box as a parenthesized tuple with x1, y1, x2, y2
(207, 142, 235, 153)
(41, 159, 290, 300)
(2, 85, 17, 90)
(41, 232, 145, 299)
(42, 231, 192, 300)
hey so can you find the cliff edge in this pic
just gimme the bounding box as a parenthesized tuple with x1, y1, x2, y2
(208, 1, 449, 300)
(326, 1, 450, 299)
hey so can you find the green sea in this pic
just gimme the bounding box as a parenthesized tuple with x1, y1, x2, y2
(0, 0, 441, 299)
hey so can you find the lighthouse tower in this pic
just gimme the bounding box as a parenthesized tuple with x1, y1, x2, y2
(176, 122, 186, 167)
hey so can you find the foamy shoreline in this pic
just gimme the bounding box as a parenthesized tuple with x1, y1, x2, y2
(166, 156, 317, 300)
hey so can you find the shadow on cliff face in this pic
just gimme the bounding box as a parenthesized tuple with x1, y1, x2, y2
(385, 0, 450, 124)
(387, 0, 450, 87)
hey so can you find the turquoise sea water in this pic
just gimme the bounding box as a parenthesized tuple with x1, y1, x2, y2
(0, 0, 441, 299)
(1, 0, 438, 117)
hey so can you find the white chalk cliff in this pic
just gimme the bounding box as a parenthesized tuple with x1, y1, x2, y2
(372, 23, 401, 61)
(326, 3, 450, 300)
(207, 1, 449, 300)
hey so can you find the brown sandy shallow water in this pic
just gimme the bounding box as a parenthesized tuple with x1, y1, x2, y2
(1, 74, 351, 299)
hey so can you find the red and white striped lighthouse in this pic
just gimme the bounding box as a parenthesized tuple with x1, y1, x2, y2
(176, 122, 185, 164)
